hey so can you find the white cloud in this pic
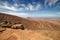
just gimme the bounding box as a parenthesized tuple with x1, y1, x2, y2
(35, 3, 41, 10)
(14, 3, 41, 11)
(48, 2, 52, 6)
(0, 0, 60, 11)
(17, 13, 28, 17)
(0, 3, 41, 11)
(26, 3, 41, 11)
(25, 7, 29, 10)
(1, 11, 29, 18)
(0, 2, 18, 11)
(45, 0, 59, 7)
(4, 6, 17, 11)
(27, 4, 34, 10)
(0, 0, 42, 11)
(51, 0, 59, 4)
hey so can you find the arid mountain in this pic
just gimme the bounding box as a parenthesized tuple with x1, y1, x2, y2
(0, 13, 60, 40)
(0, 13, 40, 30)
(0, 13, 60, 30)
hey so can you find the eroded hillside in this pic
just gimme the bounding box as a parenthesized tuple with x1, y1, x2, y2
(0, 13, 60, 40)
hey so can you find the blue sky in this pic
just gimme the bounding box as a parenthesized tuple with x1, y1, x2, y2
(0, 0, 60, 18)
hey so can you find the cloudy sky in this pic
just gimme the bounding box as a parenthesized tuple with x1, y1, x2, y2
(0, 0, 60, 18)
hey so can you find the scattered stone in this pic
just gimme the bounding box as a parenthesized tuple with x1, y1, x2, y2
(11, 24, 25, 30)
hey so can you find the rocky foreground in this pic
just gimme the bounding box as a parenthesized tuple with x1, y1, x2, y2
(0, 28, 60, 40)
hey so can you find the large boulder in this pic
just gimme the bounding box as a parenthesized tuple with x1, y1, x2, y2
(11, 24, 24, 30)
(1, 24, 12, 28)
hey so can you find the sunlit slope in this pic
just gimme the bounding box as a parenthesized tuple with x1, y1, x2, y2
(0, 13, 60, 30)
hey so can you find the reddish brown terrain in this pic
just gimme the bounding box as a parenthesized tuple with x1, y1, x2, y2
(0, 13, 60, 40)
